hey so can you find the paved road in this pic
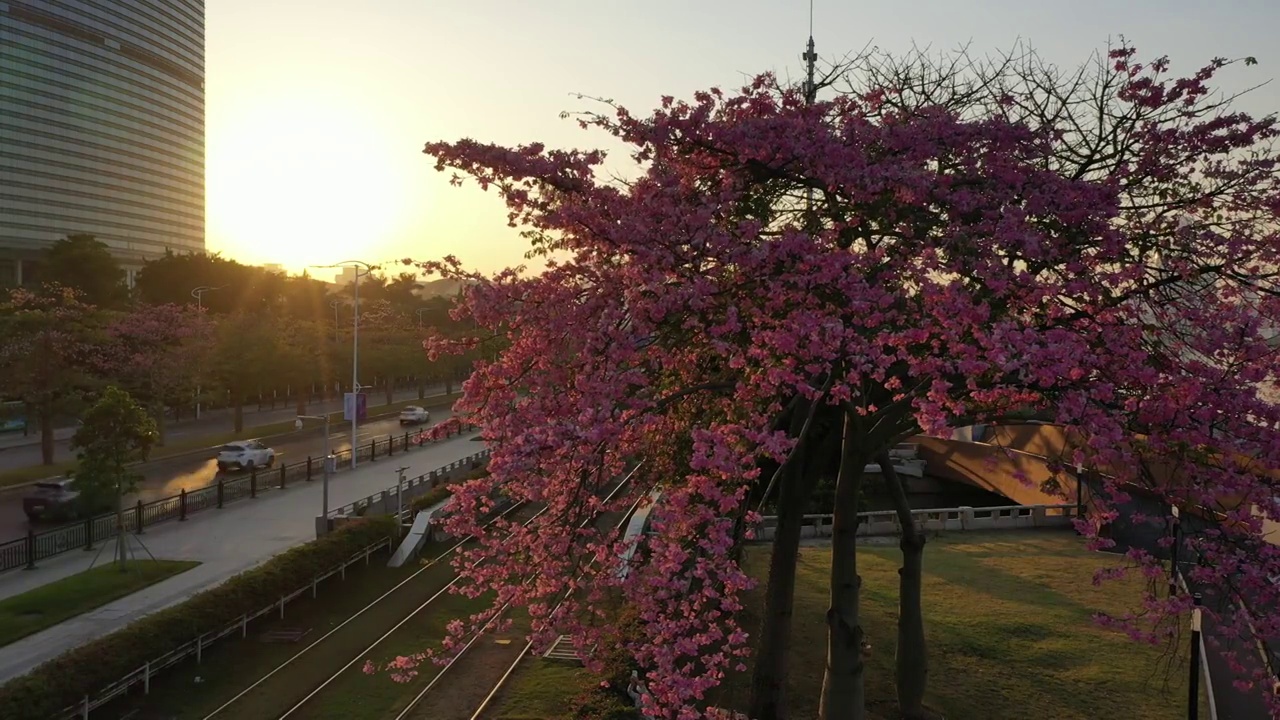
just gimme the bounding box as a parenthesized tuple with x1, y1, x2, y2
(0, 386, 442, 469)
(0, 399, 457, 538)
(0, 431, 487, 685)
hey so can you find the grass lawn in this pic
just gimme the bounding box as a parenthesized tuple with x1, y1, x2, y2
(0, 393, 462, 489)
(0, 559, 199, 648)
(494, 530, 1210, 719)
(492, 661, 600, 719)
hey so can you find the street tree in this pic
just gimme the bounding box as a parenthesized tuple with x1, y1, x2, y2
(381, 45, 1280, 720)
(38, 234, 127, 309)
(101, 303, 215, 445)
(211, 311, 286, 433)
(134, 251, 283, 314)
(0, 286, 101, 465)
(71, 386, 157, 569)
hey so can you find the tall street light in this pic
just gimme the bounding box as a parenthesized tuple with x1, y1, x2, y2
(416, 307, 430, 331)
(190, 285, 225, 420)
(296, 413, 333, 526)
(312, 260, 375, 469)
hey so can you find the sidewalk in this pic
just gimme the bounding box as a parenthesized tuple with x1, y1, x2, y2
(0, 385, 443, 451)
(0, 432, 485, 684)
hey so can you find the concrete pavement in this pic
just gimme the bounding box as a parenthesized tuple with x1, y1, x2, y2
(0, 431, 485, 684)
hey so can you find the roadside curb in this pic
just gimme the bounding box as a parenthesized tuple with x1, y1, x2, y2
(0, 393, 461, 493)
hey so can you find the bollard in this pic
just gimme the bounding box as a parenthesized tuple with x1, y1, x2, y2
(136, 499, 145, 534)
(404, 432, 410, 451)
(280, 465, 286, 490)
(217, 478, 225, 509)
(24, 529, 35, 570)
(370, 439, 377, 461)
(179, 488, 187, 520)
(307, 456, 313, 481)
(84, 516, 93, 551)
(389, 433, 395, 456)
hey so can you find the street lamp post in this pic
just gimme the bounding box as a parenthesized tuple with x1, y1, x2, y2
(416, 307, 429, 331)
(190, 285, 225, 420)
(395, 465, 409, 535)
(311, 261, 375, 469)
(296, 413, 333, 522)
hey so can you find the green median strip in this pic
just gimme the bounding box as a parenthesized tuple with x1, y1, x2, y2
(0, 559, 200, 648)
(0, 393, 463, 490)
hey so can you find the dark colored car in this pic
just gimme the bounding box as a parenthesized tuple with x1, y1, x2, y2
(23, 479, 81, 522)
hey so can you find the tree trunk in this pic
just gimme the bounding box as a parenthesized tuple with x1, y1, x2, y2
(748, 462, 805, 720)
(152, 404, 167, 447)
(385, 381, 394, 406)
(819, 413, 867, 720)
(749, 404, 832, 720)
(233, 394, 245, 434)
(879, 450, 930, 719)
(39, 400, 54, 465)
(417, 381, 425, 400)
(115, 482, 127, 570)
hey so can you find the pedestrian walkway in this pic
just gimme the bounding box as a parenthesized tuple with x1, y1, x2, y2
(0, 385, 443, 451)
(0, 432, 484, 684)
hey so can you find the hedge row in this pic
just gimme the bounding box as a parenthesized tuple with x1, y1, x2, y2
(409, 467, 490, 514)
(0, 516, 397, 720)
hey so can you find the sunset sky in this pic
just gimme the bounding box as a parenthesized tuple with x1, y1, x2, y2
(205, 0, 1280, 277)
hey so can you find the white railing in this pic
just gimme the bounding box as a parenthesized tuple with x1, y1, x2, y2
(753, 503, 1082, 542)
(62, 537, 392, 719)
(327, 449, 492, 519)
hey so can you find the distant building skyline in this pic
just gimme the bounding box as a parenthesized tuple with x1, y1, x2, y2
(0, 0, 205, 288)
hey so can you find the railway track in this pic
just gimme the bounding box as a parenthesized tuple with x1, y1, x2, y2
(201, 465, 643, 719)
(407, 486, 652, 720)
(197, 496, 539, 720)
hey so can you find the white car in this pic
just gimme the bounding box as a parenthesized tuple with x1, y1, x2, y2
(216, 440, 276, 472)
(399, 406, 431, 426)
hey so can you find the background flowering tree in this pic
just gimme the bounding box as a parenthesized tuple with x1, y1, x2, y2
(396, 43, 1280, 720)
(101, 303, 214, 446)
(0, 286, 101, 465)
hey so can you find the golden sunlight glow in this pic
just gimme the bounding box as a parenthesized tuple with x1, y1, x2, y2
(207, 90, 415, 270)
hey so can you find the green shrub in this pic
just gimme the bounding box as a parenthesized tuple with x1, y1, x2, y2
(0, 517, 395, 720)
(409, 467, 490, 514)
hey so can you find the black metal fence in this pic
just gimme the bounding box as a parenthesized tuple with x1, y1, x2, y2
(0, 422, 481, 573)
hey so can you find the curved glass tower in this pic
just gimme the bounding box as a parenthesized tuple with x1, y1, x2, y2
(0, 0, 204, 286)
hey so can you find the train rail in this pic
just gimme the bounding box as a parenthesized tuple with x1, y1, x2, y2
(202, 464, 643, 719)
(198, 496, 536, 720)
(445, 488, 653, 720)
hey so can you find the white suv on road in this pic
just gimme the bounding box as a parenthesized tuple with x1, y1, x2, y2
(399, 406, 431, 426)
(216, 440, 276, 472)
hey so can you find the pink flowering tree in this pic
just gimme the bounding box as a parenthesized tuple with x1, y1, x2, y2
(383, 43, 1280, 720)
(0, 285, 101, 465)
(100, 303, 215, 445)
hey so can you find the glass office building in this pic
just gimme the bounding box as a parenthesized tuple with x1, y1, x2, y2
(0, 0, 204, 287)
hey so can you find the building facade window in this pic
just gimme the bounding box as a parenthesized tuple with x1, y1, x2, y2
(0, 0, 204, 270)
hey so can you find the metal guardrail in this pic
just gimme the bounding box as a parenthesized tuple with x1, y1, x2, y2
(61, 536, 393, 719)
(1, 420, 481, 574)
(326, 448, 492, 519)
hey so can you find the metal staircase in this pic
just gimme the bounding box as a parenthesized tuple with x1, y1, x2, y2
(542, 635, 584, 664)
